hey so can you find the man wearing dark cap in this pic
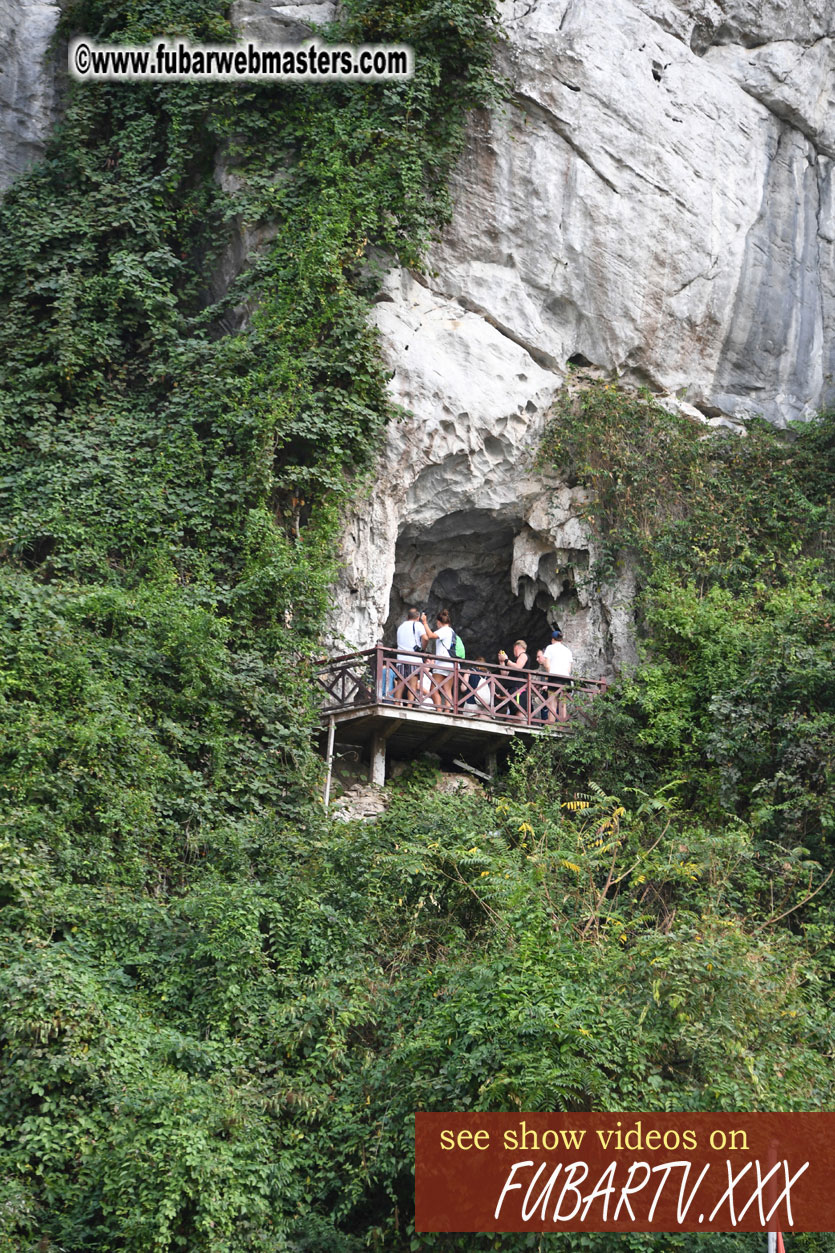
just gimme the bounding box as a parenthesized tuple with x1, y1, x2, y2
(543, 626, 572, 723)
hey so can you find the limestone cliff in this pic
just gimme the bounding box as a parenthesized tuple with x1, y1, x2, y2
(1, 0, 831, 672)
(427, 0, 834, 427)
(0, 0, 61, 191)
(330, 0, 834, 667)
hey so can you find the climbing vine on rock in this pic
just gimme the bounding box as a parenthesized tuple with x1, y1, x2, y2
(541, 381, 834, 589)
(0, 0, 502, 1246)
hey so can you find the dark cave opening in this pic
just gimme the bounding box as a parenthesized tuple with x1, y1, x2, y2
(384, 510, 578, 663)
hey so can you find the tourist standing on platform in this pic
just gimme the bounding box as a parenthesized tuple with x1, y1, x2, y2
(533, 649, 550, 721)
(497, 640, 530, 719)
(422, 608, 456, 711)
(463, 657, 492, 714)
(394, 606, 428, 703)
(543, 626, 572, 723)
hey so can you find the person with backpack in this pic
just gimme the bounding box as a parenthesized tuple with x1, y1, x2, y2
(422, 608, 462, 712)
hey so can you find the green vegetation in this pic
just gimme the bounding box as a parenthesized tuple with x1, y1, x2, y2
(0, 0, 832, 1245)
(540, 384, 835, 864)
(540, 381, 834, 589)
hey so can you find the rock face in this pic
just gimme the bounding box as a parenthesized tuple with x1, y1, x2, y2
(231, 0, 336, 45)
(330, 269, 638, 678)
(2, 0, 830, 671)
(0, 0, 62, 191)
(330, 0, 834, 666)
(428, 0, 835, 427)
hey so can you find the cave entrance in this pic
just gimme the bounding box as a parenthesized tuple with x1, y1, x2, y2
(384, 510, 557, 662)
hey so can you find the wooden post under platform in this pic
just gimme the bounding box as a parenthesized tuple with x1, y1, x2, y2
(323, 716, 336, 808)
(370, 733, 386, 787)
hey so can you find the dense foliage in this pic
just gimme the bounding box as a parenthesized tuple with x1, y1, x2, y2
(1, 0, 833, 1246)
(540, 380, 834, 589)
(540, 383, 835, 865)
(0, 0, 506, 1245)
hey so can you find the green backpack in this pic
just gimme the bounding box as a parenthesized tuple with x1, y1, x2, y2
(450, 629, 466, 660)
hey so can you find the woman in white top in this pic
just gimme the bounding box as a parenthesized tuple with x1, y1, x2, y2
(422, 608, 457, 711)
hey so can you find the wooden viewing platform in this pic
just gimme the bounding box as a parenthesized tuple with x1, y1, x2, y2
(315, 646, 607, 796)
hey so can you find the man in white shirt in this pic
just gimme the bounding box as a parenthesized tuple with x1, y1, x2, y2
(543, 627, 572, 723)
(394, 607, 428, 703)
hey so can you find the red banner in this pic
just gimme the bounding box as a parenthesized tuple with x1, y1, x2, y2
(415, 1113, 835, 1233)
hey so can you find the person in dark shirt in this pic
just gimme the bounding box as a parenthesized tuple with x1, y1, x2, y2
(497, 639, 529, 719)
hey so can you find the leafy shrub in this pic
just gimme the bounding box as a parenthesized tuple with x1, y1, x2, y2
(540, 385, 835, 861)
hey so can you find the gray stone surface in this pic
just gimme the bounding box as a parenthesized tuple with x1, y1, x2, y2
(644, 0, 835, 50)
(328, 0, 834, 659)
(328, 270, 639, 680)
(230, 0, 336, 46)
(0, 0, 61, 191)
(421, 0, 835, 426)
(330, 782, 390, 823)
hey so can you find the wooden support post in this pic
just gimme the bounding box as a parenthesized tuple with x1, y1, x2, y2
(370, 732, 387, 787)
(323, 716, 336, 809)
(374, 642, 384, 702)
(485, 748, 498, 779)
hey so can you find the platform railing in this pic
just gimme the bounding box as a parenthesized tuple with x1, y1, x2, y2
(315, 646, 607, 729)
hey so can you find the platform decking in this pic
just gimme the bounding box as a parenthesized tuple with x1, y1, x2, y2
(316, 646, 606, 790)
